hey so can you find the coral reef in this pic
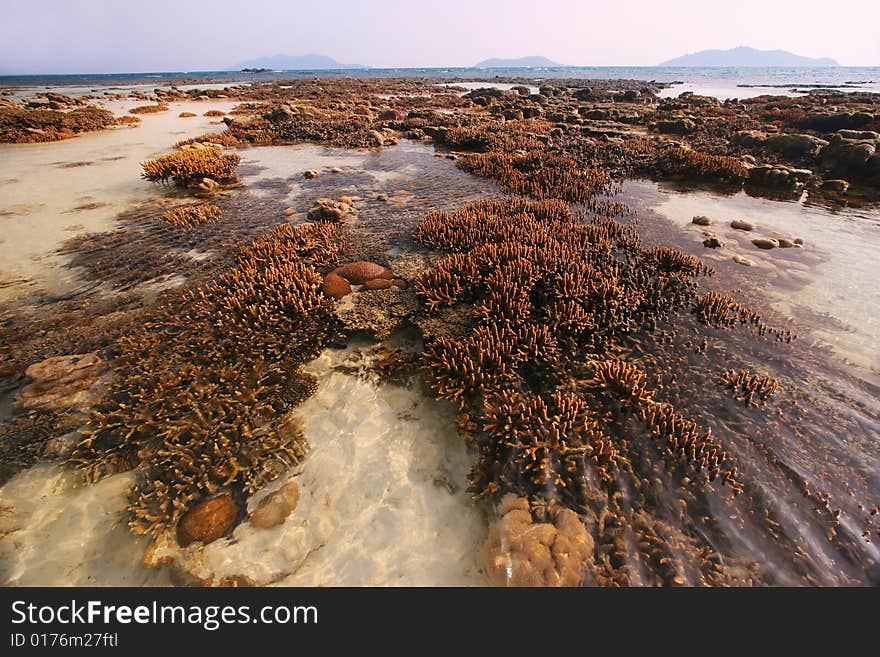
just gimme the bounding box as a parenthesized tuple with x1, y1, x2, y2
(720, 368, 779, 406)
(12, 353, 106, 414)
(176, 493, 238, 547)
(458, 150, 613, 204)
(67, 222, 342, 538)
(249, 481, 299, 529)
(415, 199, 736, 510)
(694, 291, 794, 342)
(160, 204, 222, 229)
(0, 106, 116, 143)
(483, 494, 594, 586)
(129, 103, 169, 114)
(657, 146, 749, 183)
(141, 149, 240, 188)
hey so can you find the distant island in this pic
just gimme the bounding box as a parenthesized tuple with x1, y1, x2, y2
(660, 46, 838, 67)
(233, 53, 365, 71)
(475, 56, 561, 68)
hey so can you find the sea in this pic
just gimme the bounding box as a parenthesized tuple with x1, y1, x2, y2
(2, 66, 879, 101)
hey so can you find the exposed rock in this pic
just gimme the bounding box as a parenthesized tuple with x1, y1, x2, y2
(653, 117, 697, 135)
(731, 219, 755, 231)
(249, 481, 299, 529)
(731, 130, 767, 147)
(335, 287, 418, 340)
(733, 255, 755, 266)
(198, 177, 220, 193)
(482, 495, 593, 587)
(13, 352, 106, 413)
(793, 237, 805, 246)
(283, 207, 297, 217)
(303, 169, 320, 179)
(176, 493, 238, 547)
(321, 271, 352, 299)
(837, 129, 880, 141)
(334, 261, 393, 284)
(819, 135, 880, 185)
(703, 236, 724, 248)
(307, 197, 355, 223)
(692, 215, 712, 226)
(821, 179, 850, 192)
(776, 238, 795, 248)
(764, 133, 828, 158)
(748, 164, 811, 188)
(752, 238, 779, 249)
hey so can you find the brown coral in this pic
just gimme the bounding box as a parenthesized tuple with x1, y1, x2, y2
(68, 222, 342, 537)
(160, 204, 222, 229)
(483, 495, 594, 587)
(141, 149, 240, 188)
(129, 103, 170, 115)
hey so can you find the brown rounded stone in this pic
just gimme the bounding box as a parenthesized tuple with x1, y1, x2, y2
(334, 261, 393, 285)
(362, 278, 394, 290)
(176, 493, 238, 548)
(250, 481, 300, 529)
(321, 271, 352, 299)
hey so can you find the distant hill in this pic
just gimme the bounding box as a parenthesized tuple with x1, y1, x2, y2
(660, 46, 838, 67)
(233, 53, 365, 71)
(475, 56, 561, 68)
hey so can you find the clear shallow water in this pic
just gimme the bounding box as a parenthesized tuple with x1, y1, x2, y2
(0, 340, 486, 586)
(624, 180, 880, 375)
(0, 100, 235, 302)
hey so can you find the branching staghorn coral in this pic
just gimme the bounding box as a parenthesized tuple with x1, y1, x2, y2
(141, 149, 240, 188)
(414, 198, 738, 516)
(68, 222, 342, 538)
(458, 150, 613, 204)
(160, 204, 222, 229)
(694, 291, 794, 342)
(719, 368, 779, 406)
(657, 146, 749, 183)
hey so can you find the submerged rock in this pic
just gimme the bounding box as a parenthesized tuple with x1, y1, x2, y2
(752, 238, 779, 250)
(307, 197, 355, 223)
(482, 495, 593, 587)
(13, 352, 106, 413)
(176, 493, 238, 548)
(733, 254, 755, 266)
(250, 481, 299, 529)
(334, 261, 392, 285)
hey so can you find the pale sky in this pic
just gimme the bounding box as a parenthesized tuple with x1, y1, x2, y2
(1, 0, 877, 74)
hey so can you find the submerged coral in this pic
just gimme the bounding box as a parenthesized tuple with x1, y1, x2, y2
(68, 222, 342, 538)
(160, 204, 222, 229)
